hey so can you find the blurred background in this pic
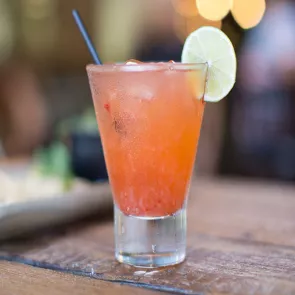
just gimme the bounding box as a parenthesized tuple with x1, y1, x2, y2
(1, 0, 295, 183)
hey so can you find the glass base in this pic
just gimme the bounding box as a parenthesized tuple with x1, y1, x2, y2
(114, 205, 186, 268)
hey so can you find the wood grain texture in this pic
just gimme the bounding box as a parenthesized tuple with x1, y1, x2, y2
(2, 178, 295, 294)
(0, 261, 156, 295)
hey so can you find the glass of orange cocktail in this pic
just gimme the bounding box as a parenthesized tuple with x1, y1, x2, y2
(87, 62, 207, 267)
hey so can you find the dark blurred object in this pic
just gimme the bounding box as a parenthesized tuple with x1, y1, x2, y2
(56, 108, 108, 182)
(71, 133, 108, 182)
(222, 0, 295, 181)
(138, 36, 182, 62)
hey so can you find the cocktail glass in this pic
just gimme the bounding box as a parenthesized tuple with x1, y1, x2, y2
(86, 62, 207, 268)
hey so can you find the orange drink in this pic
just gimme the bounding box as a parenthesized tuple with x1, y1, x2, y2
(87, 63, 206, 217)
(87, 62, 207, 267)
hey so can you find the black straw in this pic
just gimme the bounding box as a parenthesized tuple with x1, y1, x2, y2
(72, 9, 102, 65)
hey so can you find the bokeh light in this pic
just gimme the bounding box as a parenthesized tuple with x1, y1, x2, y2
(231, 0, 266, 29)
(174, 13, 221, 42)
(196, 0, 232, 21)
(172, 0, 199, 17)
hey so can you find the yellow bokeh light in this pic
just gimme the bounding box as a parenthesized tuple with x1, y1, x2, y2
(231, 0, 266, 29)
(174, 13, 221, 42)
(196, 0, 232, 21)
(172, 0, 199, 17)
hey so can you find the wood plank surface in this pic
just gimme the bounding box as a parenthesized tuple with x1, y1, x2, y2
(0, 261, 157, 295)
(2, 178, 295, 294)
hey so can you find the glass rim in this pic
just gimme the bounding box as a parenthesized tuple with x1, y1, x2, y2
(86, 62, 208, 73)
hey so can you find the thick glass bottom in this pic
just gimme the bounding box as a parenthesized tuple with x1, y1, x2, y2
(114, 205, 186, 268)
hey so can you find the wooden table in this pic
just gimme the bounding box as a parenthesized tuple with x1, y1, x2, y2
(1, 178, 295, 294)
